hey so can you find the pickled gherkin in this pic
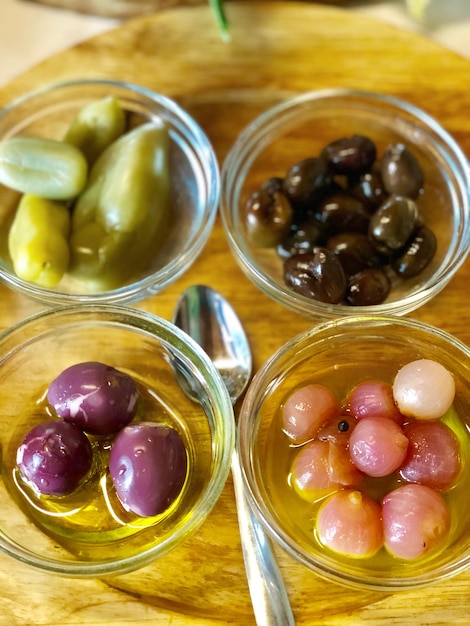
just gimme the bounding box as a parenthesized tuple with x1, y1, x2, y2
(69, 121, 170, 290)
(8, 194, 71, 287)
(64, 96, 126, 166)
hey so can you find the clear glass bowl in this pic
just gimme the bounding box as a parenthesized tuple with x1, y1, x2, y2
(0, 305, 234, 576)
(221, 89, 470, 319)
(238, 315, 470, 590)
(0, 78, 219, 305)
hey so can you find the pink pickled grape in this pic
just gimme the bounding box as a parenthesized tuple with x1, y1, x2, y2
(347, 379, 404, 425)
(382, 484, 450, 560)
(399, 420, 461, 491)
(316, 489, 383, 558)
(349, 416, 409, 477)
(290, 440, 362, 503)
(290, 440, 340, 502)
(282, 383, 340, 444)
(392, 359, 455, 420)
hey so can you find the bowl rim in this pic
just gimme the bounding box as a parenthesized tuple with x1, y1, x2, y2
(0, 78, 220, 306)
(0, 303, 235, 576)
(220, 87, 470, 319)
(237, 314, 470, 590)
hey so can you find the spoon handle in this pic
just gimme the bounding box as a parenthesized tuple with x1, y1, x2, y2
(231, 450, 296, 626)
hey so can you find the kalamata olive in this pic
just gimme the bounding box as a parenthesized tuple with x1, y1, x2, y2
(346, 268, 391, 306)
(282, 157, 332, 213)
(315, 193, 370, 235)
(321, 135, 377, 176)
(381, 143, 424, 198)
(327, 232, 385, 275)
(277, 219, 323, 259)
(16, 420, 93, 496)
(110, 422, 188, 517)
(283, 248, 347, 304)
(243, 186, 294, 248)
(47, 361, 139, 436)
(260, 176, 284, 194)
(349, 168, 387, 211)
(368, 195, 419, 254)
(391, 225, 437, 278)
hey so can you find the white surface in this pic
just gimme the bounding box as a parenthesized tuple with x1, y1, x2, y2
(0, 0, 469, 87)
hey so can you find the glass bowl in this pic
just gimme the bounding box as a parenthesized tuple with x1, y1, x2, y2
(0, 304, 234, 576)
(221, 88, 470, 319)
(0, 78, 219, 305)
(238, 315, 470, 590)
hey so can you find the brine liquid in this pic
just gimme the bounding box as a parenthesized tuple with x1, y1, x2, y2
(263, 362, 470, 571)
(4, 378, 194, 551)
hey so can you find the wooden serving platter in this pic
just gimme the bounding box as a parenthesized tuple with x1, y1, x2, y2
(0, 3, 469, 624)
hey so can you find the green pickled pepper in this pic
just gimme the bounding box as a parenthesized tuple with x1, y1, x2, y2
(8, 194, 71, 288)
(69, 120, 170, 290)
(64, 96, 127, 166)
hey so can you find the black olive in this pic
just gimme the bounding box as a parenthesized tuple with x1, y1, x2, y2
(283, 248, 347, 304)
(322, 134, 377, 176)
(381, 143, 424, 198)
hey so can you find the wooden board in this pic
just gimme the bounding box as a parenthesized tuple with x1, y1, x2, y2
(0, 3, 470, 624)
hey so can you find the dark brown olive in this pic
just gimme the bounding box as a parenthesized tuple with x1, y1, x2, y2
(283, 248, 347, 304)
(315, 193, 370, 235)
(369, 195, 419, 254)
(327, 232, 385, 275)
(277, 219, 323, 259)
(283, 157, 332, 212)
(349, 168, 387, 211)
(381, 143, 424, 198)
(261, 176, 284, 194)
(346, 268, 391, 306)
(391, 225, 437, 278)
(322, 135, 377, 175)
(243, 187, 294, 247)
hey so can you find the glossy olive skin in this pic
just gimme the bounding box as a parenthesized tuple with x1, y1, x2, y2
(47, 361, 139, 436)
(381, 143, 424, 198)
(16, 420, 93, 496)
(322, 134, 377, 175)
(346, 268, 391, 306)
(283, 157, 332, 212)
(244, 186, 294, 247)
(283, 248, 347, 304)
(369, 195, 419, 254)
(392, 225, 437, 278)
(327, 232, 385, 276)
(349, 168, 387, 211)
(109, 422, 187, 517)
(315, 193, 370, 236)
(277, 220, 324, 258)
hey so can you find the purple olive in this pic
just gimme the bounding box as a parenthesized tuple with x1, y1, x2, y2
(16, 420, 93, 496)
(47, 361, 139, 436)
(109, 422, 188, 517)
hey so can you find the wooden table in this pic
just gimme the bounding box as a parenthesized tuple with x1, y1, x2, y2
(0, 3, 469, 624)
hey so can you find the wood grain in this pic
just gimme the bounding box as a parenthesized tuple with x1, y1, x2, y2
(0, 3, 469, 624)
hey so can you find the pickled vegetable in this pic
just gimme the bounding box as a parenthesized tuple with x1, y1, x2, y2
(316, 490, 383, 559)
(109, 422, 188, 517)
(8, 194, 71, 287)
(382, 484, 450, 559)
(16, 420, 93, 496)
(349, 417, 409, 477)
(64, 96, 127, 166)
(393, 358, 455, 420)
(69, 121, 170, 290)
(0, 136, 88, 200)
(47, 361, 139, 436)
(282, 383, 340, 444)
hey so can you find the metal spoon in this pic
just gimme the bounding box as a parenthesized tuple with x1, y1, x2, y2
(173, 285, 295, 626)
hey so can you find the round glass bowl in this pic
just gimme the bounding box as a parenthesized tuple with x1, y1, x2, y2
(0, 305, 234, 576)
(221, 89, 470, 319)
(0, 78, 219, 305)
(238, 316, 470, 590)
